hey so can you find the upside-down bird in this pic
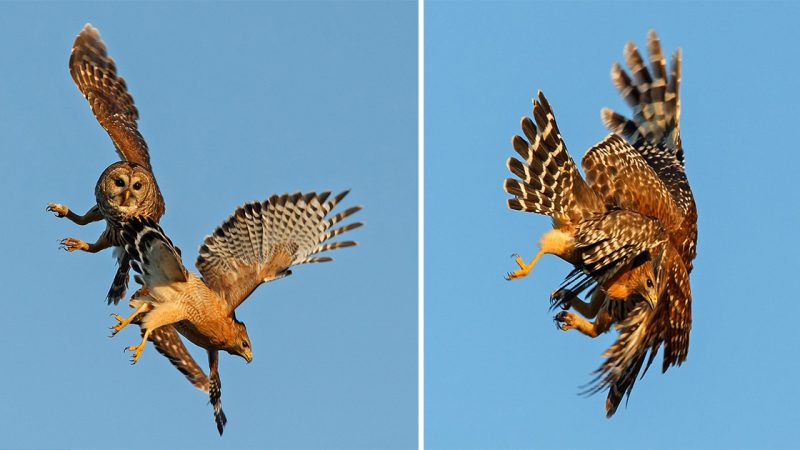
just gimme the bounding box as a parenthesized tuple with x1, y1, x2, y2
(504, 91, 669, 321)
(47, 23, 213, 399)
(113, 191, 362, 434)
(585, 29, 697, 416)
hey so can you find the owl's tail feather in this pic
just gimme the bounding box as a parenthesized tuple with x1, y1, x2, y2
(601, 29, 681, 150)
(504, 90, 603, 225)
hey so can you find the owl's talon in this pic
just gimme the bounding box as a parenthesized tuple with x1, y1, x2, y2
(59, 237, 89, 252)
(47, 203, 69, 218)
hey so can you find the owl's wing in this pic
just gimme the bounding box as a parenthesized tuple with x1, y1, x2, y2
(657, 247, 692, 371)
(148, 325, 210, 392)
(69, 24, 152, 170)
(195, 191, 363, 313)
(581, 134, 684, 232)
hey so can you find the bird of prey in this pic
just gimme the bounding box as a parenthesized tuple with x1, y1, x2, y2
(113, 191, 362, 434)
(504, 91, 668, 316)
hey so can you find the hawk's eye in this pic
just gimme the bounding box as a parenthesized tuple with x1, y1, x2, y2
(242, 340, 249, 348)
(114, 178, 125, 187)
(133, 181, 142, 190)
(646, 279, 654, 288)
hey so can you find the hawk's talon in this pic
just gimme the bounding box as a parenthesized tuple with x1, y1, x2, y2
(127, 341, 147, 364)
(554, 311, 576, 331)
(59, 237, 89, 252)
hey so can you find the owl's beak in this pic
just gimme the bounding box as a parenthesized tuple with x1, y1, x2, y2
(122, 189, 131, 205)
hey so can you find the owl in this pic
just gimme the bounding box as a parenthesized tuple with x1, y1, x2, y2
(47, 23, 164, 304)
(48, 24, 210, 399)
(111, 191, 363, 435)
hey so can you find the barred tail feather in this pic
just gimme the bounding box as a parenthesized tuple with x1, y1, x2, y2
(604, 30, 681, 151)
(504, 91, 602, 224)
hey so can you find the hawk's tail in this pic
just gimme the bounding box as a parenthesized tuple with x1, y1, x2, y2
(504, 91, 603, 225)
(580, 301, 658, 417)
(601, 29, 682, 151)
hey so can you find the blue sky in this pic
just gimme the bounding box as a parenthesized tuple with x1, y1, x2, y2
(0, 2, 417, 448)
(426, 1, 800, 449)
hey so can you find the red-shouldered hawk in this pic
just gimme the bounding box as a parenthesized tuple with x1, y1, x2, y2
(504, 91, 668, 318)
(112, 191, 362, 434)
(586, 30, 696, 416)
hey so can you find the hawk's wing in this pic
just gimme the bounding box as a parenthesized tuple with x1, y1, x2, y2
(582, 134, 684, 232)
(584, 244, 690, 416)
(148, 325, 210, 392)
(70, 24, 152, 169)
(601, 30, 697, 271)
(195, 191, 362, 313)
(122, 218, 188, 288)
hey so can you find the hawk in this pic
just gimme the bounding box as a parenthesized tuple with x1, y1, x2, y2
(504, 91, 668, 321)
(586, 30, 697, 416)
(112, 191, 362, 434)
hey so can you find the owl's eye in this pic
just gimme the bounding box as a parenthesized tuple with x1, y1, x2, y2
(133, 181, 142, 190)
(114, 178, 125, 187)
(646, 278, 654, 288)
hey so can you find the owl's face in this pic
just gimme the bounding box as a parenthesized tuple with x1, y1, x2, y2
(96, 161, 157, 216)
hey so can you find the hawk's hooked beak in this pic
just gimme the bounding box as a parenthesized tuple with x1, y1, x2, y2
(645, 294, 658, 310)
(242, 349, 253, 364)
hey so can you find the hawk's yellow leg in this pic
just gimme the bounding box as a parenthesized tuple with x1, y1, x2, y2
(127, 329, 152, 365)
(110, 303, 150, 336)
(505, 249, 545, 280)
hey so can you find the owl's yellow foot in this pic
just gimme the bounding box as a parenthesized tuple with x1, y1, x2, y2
(46, 203, 69, 218)
(59, 237, 89, 252)
(505, 250, 544, 281)
(554, 311, 579, 331)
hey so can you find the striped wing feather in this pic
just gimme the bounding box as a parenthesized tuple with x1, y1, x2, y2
(196, 191, 362, 312)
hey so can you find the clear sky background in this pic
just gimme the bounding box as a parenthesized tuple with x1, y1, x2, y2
(0, 2, 417, 448)
(426, 1, 800, 449)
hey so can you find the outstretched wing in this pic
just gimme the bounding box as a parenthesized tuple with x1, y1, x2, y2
(504, 90, 604, 225)
(148, 325, 210, 392)
(196, 191, 363, 313)
(122, 217, 188, 288)
(70, 24, 152, 169)
(70, 24, 166, 219)
(582, 134, 684, 231)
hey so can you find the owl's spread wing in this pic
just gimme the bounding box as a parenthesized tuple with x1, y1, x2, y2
(582, 134, 684, 232)
(195, 191, 363, 313)
(70, 24, 153, 170)
(148, 325, 210, 392)
(658, 247, 692, 371)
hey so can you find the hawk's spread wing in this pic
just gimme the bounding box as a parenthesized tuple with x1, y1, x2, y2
(582, 134, 684, 233)
(195, 191, 362, 313)
(70, 24, 152, 169)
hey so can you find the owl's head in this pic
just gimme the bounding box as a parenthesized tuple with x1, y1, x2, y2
(95, 161, 157, 216)
(226, 318, 253, 363)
